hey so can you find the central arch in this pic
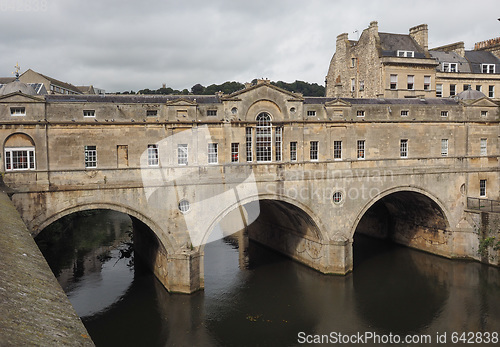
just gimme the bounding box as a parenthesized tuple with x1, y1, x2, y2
(199, 194, 335, 277)
(351, 187, 452, 258)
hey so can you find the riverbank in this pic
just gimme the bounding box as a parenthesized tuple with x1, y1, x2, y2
(0, 187, 93, 346)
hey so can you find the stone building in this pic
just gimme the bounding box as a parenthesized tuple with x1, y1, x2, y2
(0, 76, 498, 292)
(325, 21, 500, 101)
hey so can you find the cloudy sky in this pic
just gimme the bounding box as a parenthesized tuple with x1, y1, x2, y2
(1, 0, 498, 92)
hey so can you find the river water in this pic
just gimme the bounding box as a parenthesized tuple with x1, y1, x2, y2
(35, 210, 500, 346)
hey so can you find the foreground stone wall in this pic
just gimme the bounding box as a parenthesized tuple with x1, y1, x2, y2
(0, 190, 93, 346)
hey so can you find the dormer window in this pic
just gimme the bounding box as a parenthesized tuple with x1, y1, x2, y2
(397, 50, 414, 57)
(10, 107, 26, 116)
(442, 62, 458, 72)
(481, 64, 495, 74)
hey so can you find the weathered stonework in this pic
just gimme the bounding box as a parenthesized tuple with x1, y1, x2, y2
(1, 81, 499, 293)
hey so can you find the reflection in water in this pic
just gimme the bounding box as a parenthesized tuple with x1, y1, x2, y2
(36, 211, 500, 347)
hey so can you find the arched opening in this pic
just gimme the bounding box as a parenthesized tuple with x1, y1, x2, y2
(353, 189, 450, 266)
(203, 198, 325, 290)
(3, 133, 36, 171)
(34, 208, 162, 318)
(352, 190, 451, 333)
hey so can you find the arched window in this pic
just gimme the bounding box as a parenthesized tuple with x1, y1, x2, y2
(4, 133, 36, 171)
(256, 113, 272, 162)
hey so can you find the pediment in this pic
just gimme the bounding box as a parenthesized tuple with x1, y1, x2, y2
(165, 98, 198, 106)
(325, 98, 352, 107)
(224, 83, 304, 102)
(0, 92, 45, 103)
(463, 97, 498, 108)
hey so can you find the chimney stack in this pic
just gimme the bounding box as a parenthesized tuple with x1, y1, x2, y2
(409, 24, 428, 51)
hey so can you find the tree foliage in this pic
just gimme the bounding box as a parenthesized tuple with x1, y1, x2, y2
(121, 79, 324, 96)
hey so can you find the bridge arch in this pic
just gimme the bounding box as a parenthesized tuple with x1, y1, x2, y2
(36, 202, 175, 254)
(199, 192, 329, 251)
(351, 186, 452, 256)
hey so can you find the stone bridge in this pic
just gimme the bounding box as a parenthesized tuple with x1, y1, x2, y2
(1, 81, 498, 293)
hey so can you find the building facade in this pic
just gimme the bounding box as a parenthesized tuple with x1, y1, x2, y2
(325, 21, 500, 101)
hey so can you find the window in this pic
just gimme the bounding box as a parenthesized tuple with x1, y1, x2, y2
(359, 80, 364, 91)
(178, 200, 190, 213)
(441, 139, 448, 157)
(397, 50, 414, 57)
(208, 143, 218, 164)
(275, 127, 282, 161)
(307, 110, 316, 117)
(424, 76, 431, 90)
(310, 141, 318, 161)
(482, 64, 495, 74)
(256, 113, 272, 162)
(351, 79, 355, 92)
(4, 147, 35, 171)
(177, 144, 188, 165)
(480, 179, 487, 197)
(147, 144, 159, 166)
(146, 110, 158, 117)
(400, 139, 408, 158)
(357, 140, 365, 159)
(246, 127, 253, 162)
(481, 111, 488, 117)
(207, 110, 217, 116)
(333, 191, 343, 204)
(489, 85, 495, 98)
(84, 146, 97, 168)
(10, 107, 25, 116)
(351, 58, 356, 67)
(390, 74, 398, 90)
(401, 110, 409, 117)
(441, 110, 449, 118)
(333, 141, 342, 160)
(407, 75, 414, 90)
(450, 84, 456, 96)
(290, 142, 297, 162)
(231, 143, 239, 163)
(480, 138, 487, 156)
(442, 62, 457, 72)
(463, 84, 471, 91)
(83, 110, 95, 117)
(436, 84, 443, 97)
(357, 110, 365, 117)
(476, 85, 482, 92)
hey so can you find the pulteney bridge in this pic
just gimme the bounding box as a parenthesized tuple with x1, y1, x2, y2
(1, 81, 498, 293)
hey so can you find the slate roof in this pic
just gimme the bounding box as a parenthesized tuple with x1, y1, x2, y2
(304, 97, 459, 105)
(45, 94, 221, 104)
(429, 51, 471, 73)
(378, 33, 427, 58)
(464, 51, 500, 74)
(34, 71, 82, 94)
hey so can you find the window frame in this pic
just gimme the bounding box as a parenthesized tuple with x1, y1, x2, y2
(481, 64, 495, 74)
(480, 179, 487, 197)
(390, 74, 398, 90)
(83, 110, 96, 118)
(207, 109, 217, 117)
(424, 75, 431, 90)
(307, 110, 316, 117)
(4, 146, 36, 171)
(290, 141, 297, 162)
(255, 113, 272, 163)
(489, 85, 495, 98)
(84, 145, 97, 168)
(147, 144, 159, 166)
(357, 140, 365, 160)
(400, 139, 408, 158)
(10, 107, 26, 116)
(231, 143, 239, 163)
(400, 110, 409, 117)
(333, 140, 342, 160)
(407, 75, 414, 90)
(310, 141, 319, 161)
(177, 144, 188, 166)
(207, 143, 218, 164)
(480, 138, 487, 156)
(441, 139, 448, 157)
(436, 84, 443, 97)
